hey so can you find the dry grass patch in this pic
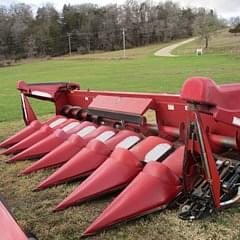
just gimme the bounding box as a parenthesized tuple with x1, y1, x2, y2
(0, 118, 240, 240)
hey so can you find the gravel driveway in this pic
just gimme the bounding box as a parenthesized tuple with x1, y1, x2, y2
(154, 38, 196, 57)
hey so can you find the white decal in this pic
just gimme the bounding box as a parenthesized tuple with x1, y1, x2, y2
(233, 117, 240, 127)
(144, 143, 172, 163)
(116, 136, 140, 149)
(32, 91, 52, 98)
(96, 131, 116, 142)
(168, 104, 175, 111)
(49, 118, 66, 128)
(77, 126, 96, 137)
(21, 93, 28, 121)
(62, 122, 80, 132)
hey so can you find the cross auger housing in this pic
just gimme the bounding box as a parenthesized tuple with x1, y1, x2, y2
(0, 77, 240, 238)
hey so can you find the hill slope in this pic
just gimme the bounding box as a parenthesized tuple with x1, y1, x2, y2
(0, 31, 240, 122)
(173, 29, 240, 55)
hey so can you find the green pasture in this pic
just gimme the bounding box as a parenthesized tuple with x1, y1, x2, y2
(0, 30, 240, 122)
(0, 29, 240, 240)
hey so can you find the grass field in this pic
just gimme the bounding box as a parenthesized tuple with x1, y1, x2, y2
(0, 30, 240, 240)
(1, 118, 240, 240)
(173, 29, 240, 55)
(0, 30, 240, 122)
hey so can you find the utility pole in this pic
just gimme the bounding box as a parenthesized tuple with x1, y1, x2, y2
(122, 28, 126, 58)
(67, 33, 72, 56)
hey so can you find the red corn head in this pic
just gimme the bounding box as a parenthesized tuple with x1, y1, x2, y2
(55, 136, 172, 211)
(20, 125, 117, 175)
(82, 146, 185, 237)
(0, 115, 67, 150)
(8, 121, 92, 162)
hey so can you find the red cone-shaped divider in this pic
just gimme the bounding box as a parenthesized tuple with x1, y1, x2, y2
(43, 131, 140, 191)
(20, 134, 85, 174)
(8, 121, 92, 162)
(20, 125, 117, 175)
(82, 146, 185, 237)
(2, 117, 72, 155)
(55, 148, 141, 211)
(8, 129, 69, 162)
(3, 124, 55, 155)
(55, 136, 172, 211)
(0, 120, 42, 149)
(51, 131, 141, 184)
(162, 145, 185, 178)
(35, 128, 123, 190)
(0, 115, 66, 149)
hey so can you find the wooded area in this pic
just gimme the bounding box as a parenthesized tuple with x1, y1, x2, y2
(0, 0, 225, 60)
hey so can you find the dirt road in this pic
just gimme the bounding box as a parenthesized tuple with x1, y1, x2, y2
(154, 38, 196, 57)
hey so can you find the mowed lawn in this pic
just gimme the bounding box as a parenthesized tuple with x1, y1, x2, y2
(0, 30, 240, 240)
(0, 31, 240, 122)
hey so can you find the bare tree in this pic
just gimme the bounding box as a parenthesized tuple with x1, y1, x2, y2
(229, 16, 240, 28)
(192, 9, 220, 48)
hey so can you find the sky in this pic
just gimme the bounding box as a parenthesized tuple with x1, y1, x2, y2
(1, 0, 240, 19)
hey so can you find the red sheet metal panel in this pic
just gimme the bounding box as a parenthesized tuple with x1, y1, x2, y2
(89, 95, 153, 115)
(0, 202, 28, 240)
(181, 77, 240, 126)
(181, 77, 240, 110)
(17, 80, 79, 100)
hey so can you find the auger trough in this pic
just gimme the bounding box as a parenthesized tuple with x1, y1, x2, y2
(1, 77, 240, 238)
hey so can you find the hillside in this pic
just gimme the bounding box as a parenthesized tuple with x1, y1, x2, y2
(1, 32, 240, 122)
(173, 29, 240, 55)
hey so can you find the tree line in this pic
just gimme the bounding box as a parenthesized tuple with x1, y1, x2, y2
(0, 0, 225, 60)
